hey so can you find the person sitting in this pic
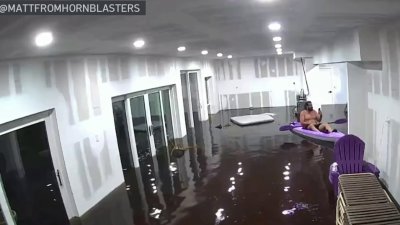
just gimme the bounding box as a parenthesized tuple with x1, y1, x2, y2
(300, 101, 337, 133)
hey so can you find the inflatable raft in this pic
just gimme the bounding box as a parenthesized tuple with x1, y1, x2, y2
(230, 113, 275, 126)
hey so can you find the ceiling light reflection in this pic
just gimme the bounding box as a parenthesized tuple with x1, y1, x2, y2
(268, 22, 281, 31)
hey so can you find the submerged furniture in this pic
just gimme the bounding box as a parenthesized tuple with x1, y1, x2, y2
(329, 135, 380, 197)
(230, 113, 274, 126)
(336, 173, 400, 225)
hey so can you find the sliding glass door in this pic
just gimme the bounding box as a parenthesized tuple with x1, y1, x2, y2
(129, 90, 173, 159)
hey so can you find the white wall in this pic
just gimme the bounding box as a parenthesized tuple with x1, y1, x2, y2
(347, 24, 400, 203)
(214, 54, 304, 109)
(313, 30, 361, 64)
(314, 27, 382, 65)
(359, 27, 382, 62)
(0, 55, 216, 217)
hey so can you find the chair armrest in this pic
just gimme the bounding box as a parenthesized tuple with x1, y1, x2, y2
(329, 162, 340, 184)
(362, 161, 380, 177)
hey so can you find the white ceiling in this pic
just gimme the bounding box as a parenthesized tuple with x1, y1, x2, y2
(1, 0, 400, 60)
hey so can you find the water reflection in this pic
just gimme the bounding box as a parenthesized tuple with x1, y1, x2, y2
(109, 107, 339, 225)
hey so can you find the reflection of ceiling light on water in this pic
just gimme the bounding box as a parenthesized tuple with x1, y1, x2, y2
(238, 162, 242, 165)
(215, 208, 226, 222)
(282, 208, 296, 216)
(149, 208, 162, 219)
(169, 162, 177, 172)
(283, 171, 290, 176)
(284, 186, 290, 192)
(239, 172, 244, 176)
(285, 166, 290, 170)
(228, 185, 236, 192)
(147, 164, 151, 167)
(150, 178, 155, 181)
(284, 176, 290, 180)
(46, 183, 52, 187)
(230, 177, 235, 181)
(238, 168, 243, 173)
(153, 190, 157, 194)
(288, 163, 291, 166)
(232, 181, 236, 185)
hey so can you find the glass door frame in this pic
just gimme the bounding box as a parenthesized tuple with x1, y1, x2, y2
(114, 85, 177, 169)
(0, 110, 78, 225)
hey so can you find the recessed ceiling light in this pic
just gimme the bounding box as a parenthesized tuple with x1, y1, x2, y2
(177, 46, 186, 52)
(275, 44, 282, 48)
(35, 32, 53, 47)
(201, 50, 208, 55)
(133, 39, 145, 48)
(227, 55, 233, 59)
(268, 22, 281, 31)
(277, 52, 283, 55)
(273, 36, 282, 42)
(217, 53, 223, 57)
(277, 48, 283, 52)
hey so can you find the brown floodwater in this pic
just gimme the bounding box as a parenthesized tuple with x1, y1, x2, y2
(80, 106, 347, 225)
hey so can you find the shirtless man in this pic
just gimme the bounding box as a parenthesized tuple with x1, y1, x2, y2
(300, 101, 337, 133)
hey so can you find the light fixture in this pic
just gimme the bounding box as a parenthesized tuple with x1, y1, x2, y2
(275, 44, 282, 48)
(268, 22, 281, 31)
(277, 48, 283, 52)
(217, 53, 223, 57)
(133, 39, 145, 48)
(273, 36, 282, 42)
(35, 32, 53, 47)
(277, 52, 283, 55)
(201, 50, 208, 55)
(177, 46, 186, 52)
(227, 55, 233, 59)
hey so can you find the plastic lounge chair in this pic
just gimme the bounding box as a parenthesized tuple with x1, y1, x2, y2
(329, 135, 380, 197)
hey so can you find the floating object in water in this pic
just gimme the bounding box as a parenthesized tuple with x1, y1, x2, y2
(230, 113, 274, 126)
(280, 121, 345, 143)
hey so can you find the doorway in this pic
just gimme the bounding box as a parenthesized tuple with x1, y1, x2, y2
(0, 121, 70, 225)
(180, 71, 202, 128)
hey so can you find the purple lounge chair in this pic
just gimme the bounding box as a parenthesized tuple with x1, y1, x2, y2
(329, 134, 380, 197)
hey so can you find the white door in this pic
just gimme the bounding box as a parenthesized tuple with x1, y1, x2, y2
(308, 67, 334, 108)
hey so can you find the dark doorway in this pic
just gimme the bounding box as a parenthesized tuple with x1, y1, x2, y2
(0, 122, 69, 225)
